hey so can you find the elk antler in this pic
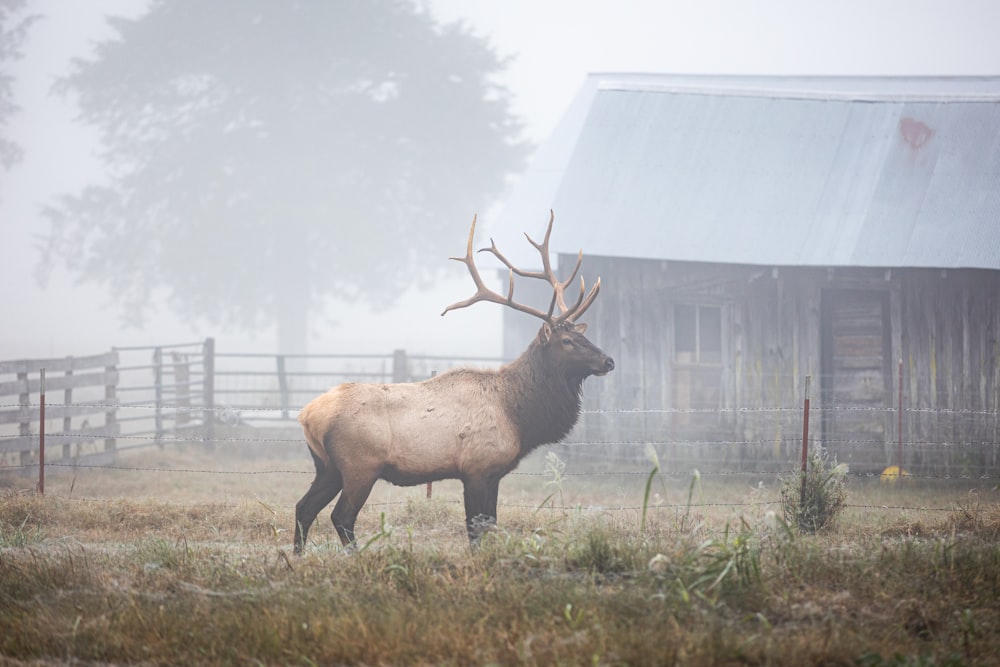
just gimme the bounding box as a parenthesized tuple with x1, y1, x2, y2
(441, 210, 601, 325)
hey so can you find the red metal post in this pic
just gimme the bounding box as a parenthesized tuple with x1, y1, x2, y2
(800, 375, 811, 473)
(897, 358, 903, 471)
(38, 368, 46, 495)
(800, 375, 811, 508)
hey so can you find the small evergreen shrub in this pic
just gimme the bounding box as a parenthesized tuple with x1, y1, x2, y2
(780, 448, 848, 533)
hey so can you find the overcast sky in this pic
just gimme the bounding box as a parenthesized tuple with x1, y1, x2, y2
(2, 0, 998, 360)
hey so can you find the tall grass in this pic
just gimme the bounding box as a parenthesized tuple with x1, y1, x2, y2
(2, 483, 1000, 665)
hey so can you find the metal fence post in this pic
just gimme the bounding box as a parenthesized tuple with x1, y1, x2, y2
(800, 375, 811, 506)
(38, 368, 45, 494)
(203, 337, 215, 450)
(897, 358, 903, 472)
(800, 375, 811, 473)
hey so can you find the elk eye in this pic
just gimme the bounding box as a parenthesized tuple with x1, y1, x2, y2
(561, 337, 573, 347)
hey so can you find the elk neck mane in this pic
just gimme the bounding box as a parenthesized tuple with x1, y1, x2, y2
(499, 338, 587, 453)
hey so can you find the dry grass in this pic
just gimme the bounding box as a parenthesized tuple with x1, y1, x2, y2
(1, 446, 999, 665)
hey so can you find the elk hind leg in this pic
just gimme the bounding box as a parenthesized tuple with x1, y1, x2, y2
(293, 457, 343, 555)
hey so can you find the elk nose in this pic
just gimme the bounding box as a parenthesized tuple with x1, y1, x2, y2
(604, 357, 615, 372)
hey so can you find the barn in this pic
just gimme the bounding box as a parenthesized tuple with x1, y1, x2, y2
(495, 74, 1000, 476)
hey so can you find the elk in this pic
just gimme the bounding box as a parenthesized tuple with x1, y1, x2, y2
(293, 211, 614, 553)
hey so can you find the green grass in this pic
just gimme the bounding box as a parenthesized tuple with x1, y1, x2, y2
(2, 449, 1000, 665)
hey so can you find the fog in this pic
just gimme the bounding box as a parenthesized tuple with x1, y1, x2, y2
(2, 0, 997, 361)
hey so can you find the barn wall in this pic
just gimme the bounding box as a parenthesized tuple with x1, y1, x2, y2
(898, 268, 1000, 475)
(526, 255, 1000, 475)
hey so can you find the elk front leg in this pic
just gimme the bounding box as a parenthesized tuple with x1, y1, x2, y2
(293, 462, 343, 555)
(463, 477, 500, 544)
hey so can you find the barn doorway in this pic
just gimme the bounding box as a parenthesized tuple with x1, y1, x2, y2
(820, 288, 892, 472)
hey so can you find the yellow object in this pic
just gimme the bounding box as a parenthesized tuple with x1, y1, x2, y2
(880, 465, 910, 483)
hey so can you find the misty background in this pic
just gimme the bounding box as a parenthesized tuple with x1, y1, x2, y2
(2, 0, 998, 361)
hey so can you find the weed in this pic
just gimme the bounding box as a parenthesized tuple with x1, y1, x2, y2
(779, 448, 847, 533)
(0, 512, 45, 547)
(640, 444, 661, 532)
(564, 520, 630, 574)
(680, 518, 762, 604)
(539, 451, 567, 511)
(356, 511, 393, 553)
(678, 469, 703, 533)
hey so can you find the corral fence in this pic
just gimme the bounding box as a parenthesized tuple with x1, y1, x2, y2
(1, 338, 508, 471)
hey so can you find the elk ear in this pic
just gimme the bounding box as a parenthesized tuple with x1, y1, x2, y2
(574, 323, 588, 334)
(538, 323, 554, 343)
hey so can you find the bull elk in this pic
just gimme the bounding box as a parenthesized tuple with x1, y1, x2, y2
(293, 211, 614, 553)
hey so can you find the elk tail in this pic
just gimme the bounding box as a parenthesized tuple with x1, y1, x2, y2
(298, 401, 331, 467)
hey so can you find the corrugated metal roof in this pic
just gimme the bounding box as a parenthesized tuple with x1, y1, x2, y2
(498, 74, 1000, 271)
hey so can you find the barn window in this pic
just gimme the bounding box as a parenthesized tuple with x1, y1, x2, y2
(673, 302, 725, 431)
(674, 304, 722, 364)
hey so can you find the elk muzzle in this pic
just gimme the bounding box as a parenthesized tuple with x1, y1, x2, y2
(595, 356, 615, 376)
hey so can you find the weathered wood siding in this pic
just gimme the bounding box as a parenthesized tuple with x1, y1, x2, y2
(898, 268, 1000, 475)
(503, 256, 1000, 475)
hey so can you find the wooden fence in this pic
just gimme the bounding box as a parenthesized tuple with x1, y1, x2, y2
(0, 352, 119, 469)
(1, 339, 507, 470)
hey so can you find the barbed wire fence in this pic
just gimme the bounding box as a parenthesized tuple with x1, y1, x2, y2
(2, 400, 997, 519)
(2, 340, 998, 520)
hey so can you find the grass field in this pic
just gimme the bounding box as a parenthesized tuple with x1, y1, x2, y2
(2, 444, 999, 665)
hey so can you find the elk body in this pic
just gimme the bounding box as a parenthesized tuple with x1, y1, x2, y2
(293, 212, 614, 553)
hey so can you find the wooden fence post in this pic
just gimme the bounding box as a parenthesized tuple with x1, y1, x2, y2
(173, 352, 191, 427)
(153, 346, 164, 446)
(62, 359, 73, 460)
(104, 353, 118, 461)
(392, 349, 408, 383)
(202, 337, 215, 450)
(17, 367, 30, 467)
(277, 355, 289, 419)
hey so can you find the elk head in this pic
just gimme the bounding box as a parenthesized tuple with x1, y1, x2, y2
(441, 210, 614, 380)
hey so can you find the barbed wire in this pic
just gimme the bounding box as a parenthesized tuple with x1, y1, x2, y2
(4, 400, 1000, 418)
(5, 430, 999, 456)
(4, 491, 963, 515)
(2, 460, 997, 482)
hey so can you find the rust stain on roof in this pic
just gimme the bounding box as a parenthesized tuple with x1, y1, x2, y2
(899, 117, 935, 150)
